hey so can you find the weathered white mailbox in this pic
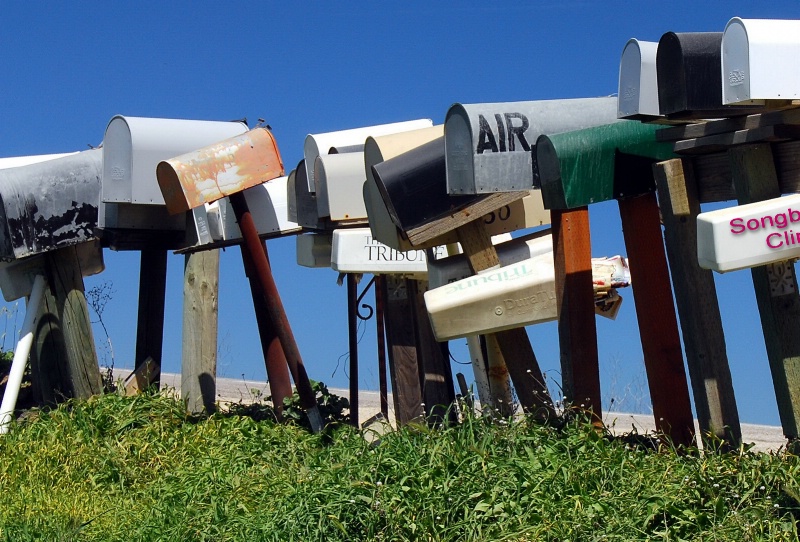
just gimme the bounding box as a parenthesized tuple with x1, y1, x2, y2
(331, 228, 446, 277)
(444, 97, 618, 194)
(722, 17, 800, 105)
(101, 115, 248, 237)
(303, 118, 433, 192)
(292, 160, 330, 231)
(297, 233, 333, 268)
(618, 39, 661, 119)
(314, 152, 368, 223)
(424, 251, 630, 341)
(0, 149, 102, 260)
(697, 193, 800, 272)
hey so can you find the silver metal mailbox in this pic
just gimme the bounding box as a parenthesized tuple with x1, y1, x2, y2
(313, 152, 368, 223)
(444, 97, 618, 195)
(618, 39, 661, 119)
(292, 160, 329, 231)
(303, 118, 433, 192)
(100, 115, 248, 231)
(0, 149, 102, 260)
(722, 17, 800, 105)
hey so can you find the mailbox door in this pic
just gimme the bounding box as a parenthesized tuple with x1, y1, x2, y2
(445, 97, 618, 195)
(314, 152, 367, 222)
(303, 118, 433, 192)
(618, 39, 661, 119)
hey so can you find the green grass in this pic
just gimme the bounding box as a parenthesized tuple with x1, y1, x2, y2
(0, 390, 798, 541)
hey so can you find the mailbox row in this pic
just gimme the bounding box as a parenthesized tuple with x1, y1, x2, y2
(618, 17, 800, 120)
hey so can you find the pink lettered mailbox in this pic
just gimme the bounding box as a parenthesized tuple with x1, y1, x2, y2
(697, 193, 800, 272)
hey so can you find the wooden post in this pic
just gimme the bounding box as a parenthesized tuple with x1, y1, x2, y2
(30, 245, 103, 405)
(181, 250, 219, 414)
(729, 143, 800, 440)
(618, 192, 696, 447)
(551, 207, 602, 423)
(654, 158, 741, 447)
(135, 248, 168, 386)
(381, 275, 424, 425)
(409, 279, 456, 425)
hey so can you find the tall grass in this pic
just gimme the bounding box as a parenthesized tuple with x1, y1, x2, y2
(0, 390, 797, 541)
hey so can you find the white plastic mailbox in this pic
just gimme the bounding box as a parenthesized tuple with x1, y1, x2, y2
(697, 193, 800, 272)
(303, 118, 433, 192)
(331, 228, 445, 277)
(722, 18, 800, 105)
(217, 176, 301, 241)
(618, 39, 661, 119)
(314, 152, 368, 222)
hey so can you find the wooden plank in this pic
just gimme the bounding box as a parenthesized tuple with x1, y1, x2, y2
(30, 245, 103, 405)
(654, 158, 741, 448)
(181, 250, 219, 414)
(673, 124, 800, 155)
(135, 249, 167, 386)
(405, 191, 525, 247)
(618, 192, 695, 447)
(409, 279, 457, 426)
(381, 275, 424, 425)
(123, 356, 160, 396)
(551, 207, 602, 423)
(656, 106, 800, 143)
(729, 143, 800, 439)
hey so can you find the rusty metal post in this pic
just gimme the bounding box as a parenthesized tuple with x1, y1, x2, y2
(229, 192, 322, 432)
(375, 275, 389, 418)
(240, 240, 293, 419)
(347, 273, 360, 427)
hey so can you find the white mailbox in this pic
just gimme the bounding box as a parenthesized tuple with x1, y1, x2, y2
(216, 176, 301, 242)
(101, 116, 248, 232)
(314, 152, 368, 222)
(297, 233, 333, 268)
(722, 18, 800, 105)
(618, 39, 661, 119)
(331, 228, 446, 277)
(445, 97, 618, 194)
(697, 193, 800, 272)
(303, 118, 433, 192)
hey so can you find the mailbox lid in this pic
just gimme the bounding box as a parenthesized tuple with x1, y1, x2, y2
(331, 228, 432, 276)
(445, 97, 618, 195)
(103, 115, 248, 205)
(722, 18, 800, 105)
(303, 118, 433, 192)
(314, 152, 367, 221)
(0, 149, 102, 260)
(536, 121, 674, 210)
(297, 233, 333, 268)
(697, 193, 800, 272)
(157, 127, 284, 215)
(618, 39, 661, 119)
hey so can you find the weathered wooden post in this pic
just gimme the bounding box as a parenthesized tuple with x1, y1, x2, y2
(537, 121, 696, 446)
(0, 150, 106, 406)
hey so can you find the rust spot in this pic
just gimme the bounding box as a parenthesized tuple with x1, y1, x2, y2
(488, 365, 509, 379)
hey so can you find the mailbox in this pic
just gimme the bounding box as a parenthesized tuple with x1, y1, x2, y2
(313, 152, 368, 223)
(536, 121, 675, 210)
(217, 176, 300, 242)
(303, 118, 433, 192)
(292, 160, 331, 231)
(697, 193, 800, 272)
(101, 115, 248, 232)
(297, 233, 333, 268)
(424, 250, 630, 340)
(331, 228, 443, 277)
(0, 149, 102, 260)
(656, 32, 755, 118)
(618, 39, 661, 119)
(444, 97, 618, 195)
(722, 18, 800, 105)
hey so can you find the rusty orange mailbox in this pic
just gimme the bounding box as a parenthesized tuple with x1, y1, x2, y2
(157, 127, 284, 215)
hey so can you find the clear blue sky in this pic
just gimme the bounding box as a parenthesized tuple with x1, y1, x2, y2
(2, 2, 798, 426)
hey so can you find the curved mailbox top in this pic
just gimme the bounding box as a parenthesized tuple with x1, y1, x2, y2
(444, 97, 618, 195)
(371, 136, 481, 233)
(0, 152, 77, 170)
(618, 39, 661, 119)
(103, 115, 248, 206)
(0, 149, 102, 260)
(722, 17, 800, 105)
(537, 121, 674, 210)
(303, 118, 433, 192)
(157, 127, 284, 215)
(313, 152, 367, 222)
